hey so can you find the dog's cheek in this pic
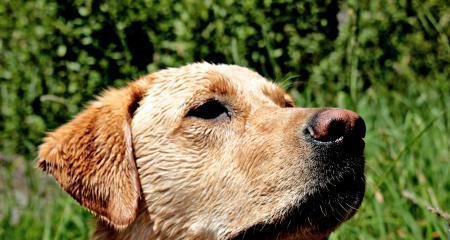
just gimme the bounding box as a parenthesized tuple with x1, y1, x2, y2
(134, 133, 227, 238)
(173, 120, 228, 151)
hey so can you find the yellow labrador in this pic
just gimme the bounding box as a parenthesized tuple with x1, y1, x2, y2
(38, 63, 366, 240)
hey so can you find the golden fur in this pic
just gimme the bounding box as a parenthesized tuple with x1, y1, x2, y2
(38, 63, 365, 239)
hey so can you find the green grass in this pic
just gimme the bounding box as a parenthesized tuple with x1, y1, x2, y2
(1, 75, 448, 239)
(0, 156, 93, 240)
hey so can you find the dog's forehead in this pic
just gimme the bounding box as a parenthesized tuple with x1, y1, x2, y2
(212, 64, 268, 87)
(211, 64, 290, 107)
(213, 64, 278, 95)
(151, 63, 285, 103)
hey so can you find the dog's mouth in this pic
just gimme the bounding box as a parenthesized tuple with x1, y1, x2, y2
(231, 134, 365, 240)
(231, 172, 365, 240)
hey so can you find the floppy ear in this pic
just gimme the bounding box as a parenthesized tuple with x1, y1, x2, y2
(38, 80, 148, 229)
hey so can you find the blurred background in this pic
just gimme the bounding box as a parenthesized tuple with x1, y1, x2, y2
(0, 0, 449, 239)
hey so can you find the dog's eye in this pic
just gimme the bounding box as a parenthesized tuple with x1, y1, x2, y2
(285, 99, 295, 108)
(187, 100, 230, 120)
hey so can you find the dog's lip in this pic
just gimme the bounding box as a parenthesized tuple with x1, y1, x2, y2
(304, 133, 366, 157)
(230, 174, 365, 240)
(305, 131, 365, 145)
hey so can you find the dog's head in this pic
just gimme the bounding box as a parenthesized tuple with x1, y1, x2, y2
(38, 63, 365, 239)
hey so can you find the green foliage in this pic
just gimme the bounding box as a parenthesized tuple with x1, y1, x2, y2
(0, 0, 448, 239)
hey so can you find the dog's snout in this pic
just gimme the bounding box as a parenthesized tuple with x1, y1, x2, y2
(305, 109, 366, 142)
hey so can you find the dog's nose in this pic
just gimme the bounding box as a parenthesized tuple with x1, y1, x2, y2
(305, 109, 366, 142)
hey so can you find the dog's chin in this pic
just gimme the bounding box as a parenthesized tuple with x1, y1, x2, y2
(231, 165, 365, 240)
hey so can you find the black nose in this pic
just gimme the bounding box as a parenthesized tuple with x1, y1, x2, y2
(305, 109, 366, 142)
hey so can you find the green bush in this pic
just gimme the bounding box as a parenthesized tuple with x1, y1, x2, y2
(1, 0, 448, 156)
(0, 0, 448, 239)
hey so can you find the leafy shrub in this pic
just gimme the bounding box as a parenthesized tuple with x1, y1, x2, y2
(0, 0, 448, 160)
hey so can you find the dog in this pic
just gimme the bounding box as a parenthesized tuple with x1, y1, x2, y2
(38, 63, 366, 240)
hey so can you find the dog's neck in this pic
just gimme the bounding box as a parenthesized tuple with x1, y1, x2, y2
(93, 211, 156, 240)
(92, 208, 332, 240)
(92, 204, 217, 240)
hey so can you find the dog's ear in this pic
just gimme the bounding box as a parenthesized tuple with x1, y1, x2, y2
(38, 80, 149, 229)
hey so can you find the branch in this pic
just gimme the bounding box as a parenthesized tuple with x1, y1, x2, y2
(402, 190, 450, 222)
